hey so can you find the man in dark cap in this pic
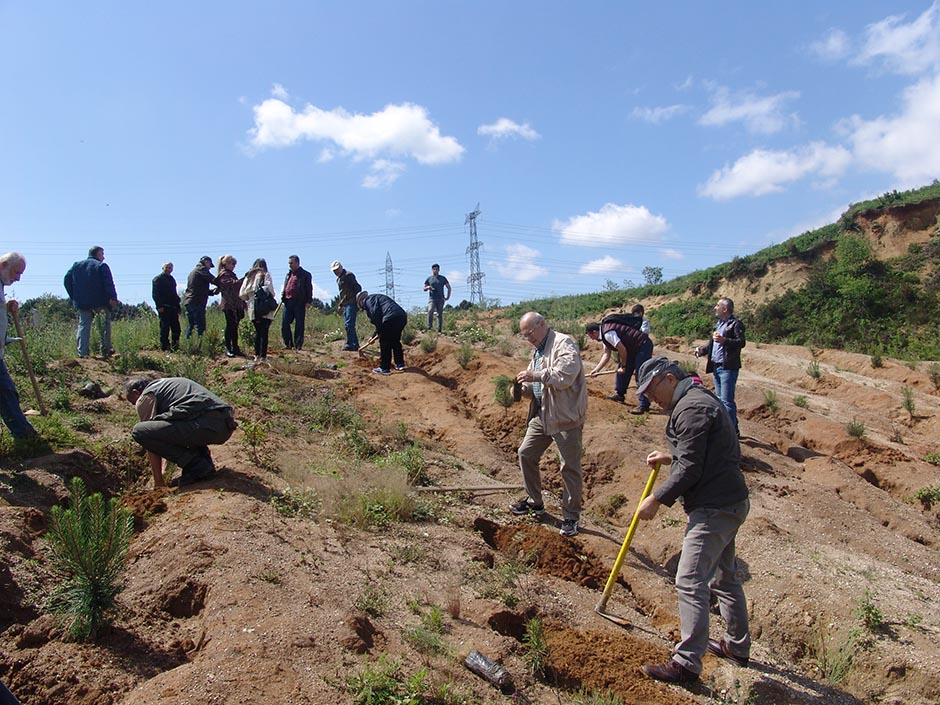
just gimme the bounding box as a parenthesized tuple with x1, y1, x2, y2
(332, 260, 362, 351)
(634, 356, 750, 684)
(182, 256, 218, 339)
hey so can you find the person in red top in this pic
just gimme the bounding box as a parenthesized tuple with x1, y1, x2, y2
(281, 255, 313, 350)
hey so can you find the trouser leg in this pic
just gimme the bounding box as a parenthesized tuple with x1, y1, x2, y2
(169, 311, 181, 349)
(77, 309, 93, 357)
(0, 360, 36, 438)
(427, 300, 434, 330)
(673, 501, 748, 674)
(343, 304, 359, 348)
(281, 301, 296, 347)
(517, 416, 553, 505)
(131, 413, 233, 470)
(293, 303, 306, 349)
(386, 316, 406, 368)
(159, 311, 171, 350)
(635, 338, 653, 408)
(553, 425, 583, 520)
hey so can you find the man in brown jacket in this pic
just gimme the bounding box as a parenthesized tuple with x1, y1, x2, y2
(510, 312, 588, 537)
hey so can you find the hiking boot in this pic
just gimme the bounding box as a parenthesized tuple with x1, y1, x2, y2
(629, 406, 650, 415)
(641, 660, 698, 683)
(607, 393, 625, 403)
(559, 518, 579, 537)
(509, 498, 544, 516)
(707, 639, 749, 667)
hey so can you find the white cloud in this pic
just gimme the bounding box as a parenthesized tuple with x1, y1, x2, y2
(553, 203, 669, 247)
(675, 75, 694, 91)
(699, 142, 852, 200)
(857, 1, 940, 75)
(477, 118, 541, 141)
(447, 270, 465, 285)
(631, 104, 689, 124)
(845, 72, 940, 185)
(362, 159, 405, 189)
(660, 248, 684, 260)
(810, 29, 851, 61)
(494, 243, 548, 282)
(699, 85, 800, 134)
(311, 281, 332, 301)
(579, 256, 624, 275)
(385, 208, 401, 219)
(271, 83, 290, 100)
(247, 91, 464, 187)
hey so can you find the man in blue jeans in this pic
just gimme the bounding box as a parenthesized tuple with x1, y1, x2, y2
(0, 253, 38, 440)
(585, 316, 653, 413)
(63, 245, 118, 358)
(332, 260, 361, 351)
(695, 297, 745, 435)
(635, 356, 751, 684)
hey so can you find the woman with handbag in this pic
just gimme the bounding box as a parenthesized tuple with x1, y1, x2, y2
(239, 258, 277, 362)
(217, 255, 245, 357)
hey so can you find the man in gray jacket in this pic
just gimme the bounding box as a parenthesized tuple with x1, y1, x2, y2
(635, 356, 750, 684)
(510, 312, 588, 537)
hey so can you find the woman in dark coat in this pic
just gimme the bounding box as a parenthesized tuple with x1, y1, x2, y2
(216, 255, 245, 357)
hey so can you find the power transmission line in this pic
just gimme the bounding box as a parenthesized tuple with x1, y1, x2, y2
(465, 203, 484, 307)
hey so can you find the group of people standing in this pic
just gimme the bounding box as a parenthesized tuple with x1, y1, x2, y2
(510, 298, 748, 687)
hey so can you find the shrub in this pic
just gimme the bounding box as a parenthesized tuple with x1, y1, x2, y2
(793, 395, 809, 409)
(523, 617, 548, 677)
(807, 360, 822, 380)
(419, 334, 438, 354)
(492, 374, 514, 409)
(346, 657, 429, 705)
(45, 477, 133, 641)
(812, 622, 862, 685)
(923, 452, 940, 466)
(455, 342, 476, 369)
(855, 590, 884, 632)
(763, 389, 779, 414)
(846, 417, 866, 439)
(901, 385, 916, 420)
(354, 584, 389, 618)
(870, 351, 883, 368)
(914, 485, 940, 510)
(928, 362, 940, 390)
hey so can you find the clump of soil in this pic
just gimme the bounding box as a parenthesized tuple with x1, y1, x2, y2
(473, 518, 614, 589)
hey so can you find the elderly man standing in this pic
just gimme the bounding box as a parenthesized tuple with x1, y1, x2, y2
(152, 262, 181, 352)
(0, 253, 38, 440)
(281, 254, 313, 350)
(64, 245, 118, 358)
(125, 376, 236, 488)
(332, 260, 362, 351)
(511, 312, 587, 537)
(695, 297, 745, 435)
(182, 256, 218, 340)
(635, 356, 750, 684)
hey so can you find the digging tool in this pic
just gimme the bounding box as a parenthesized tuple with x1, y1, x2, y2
(357, 335, 378, 358)
(589, 369, 619, 377)
(594, 462, 661, 626)
(10, 308, 46, 416)
(415, 484, 524, 493)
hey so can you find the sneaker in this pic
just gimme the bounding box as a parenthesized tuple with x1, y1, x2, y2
(629, 406, 650, 415)
(559, 518, 579, 537)
(395, 364, 407, 371)
(342, 345, 357, 351)
(509, 498, 544, 516)
(608, 393, 625, 403)
(707, 638, 749, 667)
(372, 367, 391, 376)
(641, 660, 698, 683)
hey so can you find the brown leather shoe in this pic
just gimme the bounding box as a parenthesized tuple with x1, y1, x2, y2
(641, 660, 698, 683)
(707, 638, 749, 667)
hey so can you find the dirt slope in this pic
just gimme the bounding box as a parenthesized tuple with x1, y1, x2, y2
(2, 326, 939, 705)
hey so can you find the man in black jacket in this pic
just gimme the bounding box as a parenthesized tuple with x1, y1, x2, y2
(357, 291, 407, 375)
(181, 256, 218, 339)
(585, 316, 653, 412)
(635, 356, 750, 684)
(152, 262, 181, 351)
(695, 297, 745, 435)
(332, 260, 362, 350)
(281, 255, 313, 350)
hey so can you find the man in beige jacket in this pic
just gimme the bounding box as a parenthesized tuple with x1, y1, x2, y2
(511, 312, 588, 537)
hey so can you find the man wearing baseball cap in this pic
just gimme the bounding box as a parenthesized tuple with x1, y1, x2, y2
(634, 356, 751, 684)
(331, 260, 362, 351)
(182, 256, 218, 340)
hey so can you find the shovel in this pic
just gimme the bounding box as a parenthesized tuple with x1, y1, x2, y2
(10, 308, 46, 416)
(594, 462, 660, 626)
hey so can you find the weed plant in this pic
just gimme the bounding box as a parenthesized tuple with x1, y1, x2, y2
(380, 443, 429, 485)
(354, 584, 389, 618)
(914, 485, 940, 510)
(812, 621, 862, 685)
(901, 385, 916, 420)
(870, 351, 884, 368)
(793, 395, 809, 409)
(600, 493, 627, 518)
(807, 360, 822, 380)
(45, 477, 133, 641)
(492, 374, 513, 409)
(419, 334, 438, 354)
(855, 590, 884, 632)
(299, 386, 360, 430)
(240, 420, 277, 470)
(846, 417, 866, 439)
(928, 362, 940, 390)
(455, 342, 476, 369)
(403, 623, 448, 657)
(322, 466, 429, 528)
(763, 389, 779, 414)
(574, 688, 626, 705)
(923, 452, 940, 466)
(270, 488, 320, 518)
(346, 657, 429, 705)
(522, 617, 548, 677)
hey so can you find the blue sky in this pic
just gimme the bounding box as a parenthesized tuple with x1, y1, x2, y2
(2, 1, 939, 311)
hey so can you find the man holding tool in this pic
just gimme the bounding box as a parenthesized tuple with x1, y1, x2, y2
(0, 253, 39, 440)
(634, 356, 750, 684)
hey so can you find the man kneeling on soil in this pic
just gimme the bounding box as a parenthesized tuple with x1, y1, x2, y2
(125, 377, 236, 489)
(634, 356, 751, 684)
